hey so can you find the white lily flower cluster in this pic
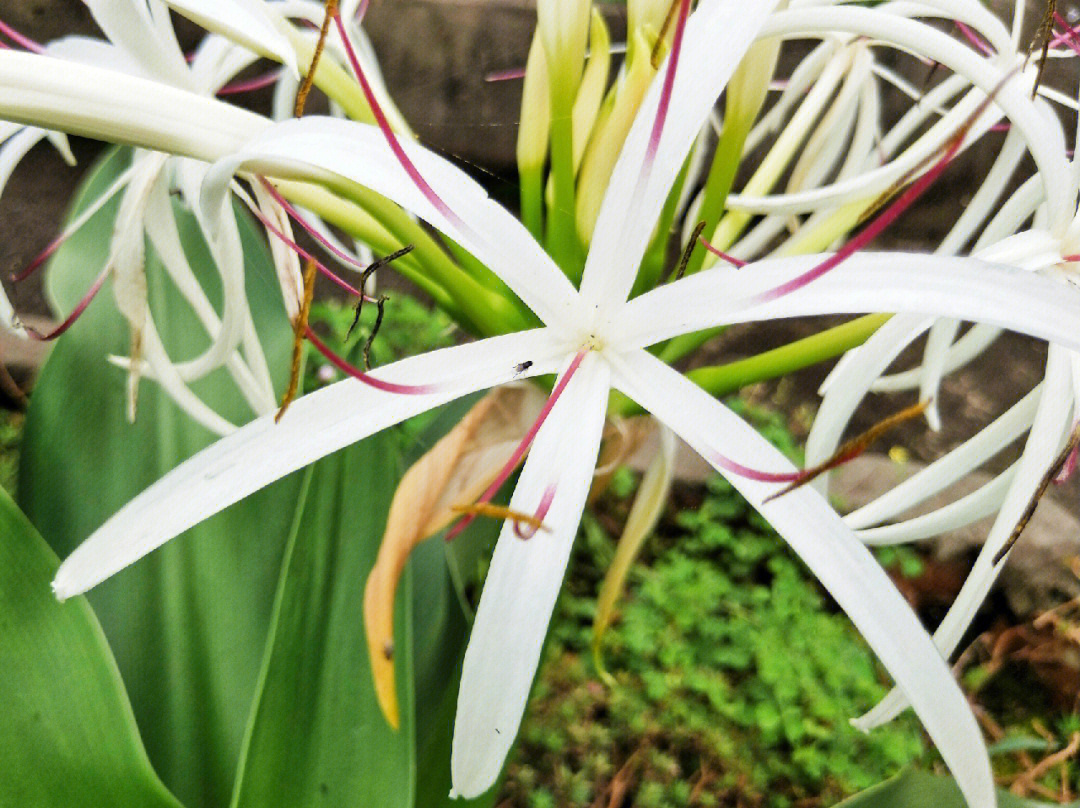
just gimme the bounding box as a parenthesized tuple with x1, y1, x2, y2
(3, 0, 1080, 805)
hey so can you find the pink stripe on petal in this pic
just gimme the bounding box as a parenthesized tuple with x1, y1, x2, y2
(25, 265, 109, 341)
(513, 484, 557, 539)
(330, 13, 466, 232)
(305, 326, 441, 394)
(446, 348, 588, 540)
(0, 19, 44, 53)
(644, 0, 691, 168)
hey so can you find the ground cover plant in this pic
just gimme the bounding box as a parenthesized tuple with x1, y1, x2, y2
(3, 1, 1080, 806)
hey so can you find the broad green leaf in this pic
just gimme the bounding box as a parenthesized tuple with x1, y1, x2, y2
(0, 486, 182, 808)
(232, 395, 499, 807)
(835, 768, 1079, 808)
(18, 147, 298, 808)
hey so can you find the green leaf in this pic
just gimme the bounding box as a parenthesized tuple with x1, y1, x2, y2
(230, 433, 415, 807)
(0, 486, 182, 808)
(18, 147, 299, 808)
(232, 395, 500, 807)
(835, 768, 1079, 808)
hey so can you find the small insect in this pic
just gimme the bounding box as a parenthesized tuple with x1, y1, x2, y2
(514, 360, 533, 375)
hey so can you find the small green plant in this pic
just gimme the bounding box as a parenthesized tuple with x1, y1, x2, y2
(504, 457, 929, 807)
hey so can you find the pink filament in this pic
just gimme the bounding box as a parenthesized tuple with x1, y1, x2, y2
(711, 452, 800, 484)
(644, 0, 691, 168)
(446, 348, 589, 540)
(304, 326, 439, 394)
(260, 179, 372, 276)
(245, 196, 371, 299)
(0, 19, 44, 53)
(12, 236, 63, 283)
(485, 66, 527, 83)
(217, 69, 283, 96)
(954, 20, 994, 56)
(330, 13, 465, 232)
(25, 266, 109, 341)
(1052, 12, 1080, 57)
(514, 484, 557, 539)
(698, 236, 746, 268)
(751, 129, 965, 304)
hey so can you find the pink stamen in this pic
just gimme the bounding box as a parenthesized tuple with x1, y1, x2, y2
(698, 236, 746, 268)
(24, 266, 108, 341)
(644, 0, 691, 168)
(485, 66, 526, 83)
(751, 128, 965, 304)
(954, 20, 994, 56)
(330, 13, 465, 232)
(1062, 254, 1080, 262)
(0, 19, 44, 53)
(513, 484, 557, 539)
(245, 195, 373, 299)
(446, 348, 589, 540)
(711, 453, 801, 484)
(354, 0, 369, 21)
(217, 68, 283, 96)
(12, 236, 63, 283)
(260, 179, 373, 277)
(988, 122, 1011, 132)
(1052, 12, 1080, 57)
(304, 326, 439, 394)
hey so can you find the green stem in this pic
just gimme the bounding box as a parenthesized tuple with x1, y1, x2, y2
(612, 314, 890, 417)
(546, 101, 583, 277)
(520, 164, 544, 242)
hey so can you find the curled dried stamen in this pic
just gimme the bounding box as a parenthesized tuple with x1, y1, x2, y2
(1029, 0, 1057, 97)
(449, 501, 551, 538)
(276, 257, 319, 421)
(994, 421, 1080, 565)
(763, 400, 929, 502)
(346, 244, 414, 339)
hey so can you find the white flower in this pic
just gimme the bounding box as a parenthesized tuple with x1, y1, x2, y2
(9, 2, 1080, 804)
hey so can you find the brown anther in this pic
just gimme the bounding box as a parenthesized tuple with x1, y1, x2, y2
(450, 502, 550, 534)
(294, 0, 339, 117)
(994, 421, 1080, 565)
(765, 400, 929, 502)
(346, 244, 414, 370)
(276, 257, 319, 422)
(669, 221, 706, 283)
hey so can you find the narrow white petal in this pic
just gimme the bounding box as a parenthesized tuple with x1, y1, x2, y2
(52, 329, 568, 599)
(452, 352, 610, 799)
(608, 348, 995, 808)
(856, 346, 1073, 729)
(918, 319, 961, 431)
(614, 253, 1080, 352)
(872, 325, 1001, 392)
(856, 464, 1016, 546)
(82, 0, 195, 89)
(204, 116, 578, 328)
(805, 314, 933, 495)
(579, 0, 780, 314)
(163, 0, 298, 76)
(844, 386, 1040, 529)
(0, 126, 47, 198)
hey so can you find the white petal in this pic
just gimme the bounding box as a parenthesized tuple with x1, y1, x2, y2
(52, 329, 568, 599)
(844, 386, 1040, 530)
(203, 116, 578, 328)
(918, 319, 961, 431)
(614, 253, 1080, 352)
(82, 0, 195, 89)
(607, 347, 995, 808)
(163, 0, 298, 76)
(856, 465, 1016, 546)
(579, 0, 780, 314)
(805, 314, 933, 495)
(855, 344, 1074, 729)
(451, 352, 610, 799)
(872, 325, 1001, 392)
